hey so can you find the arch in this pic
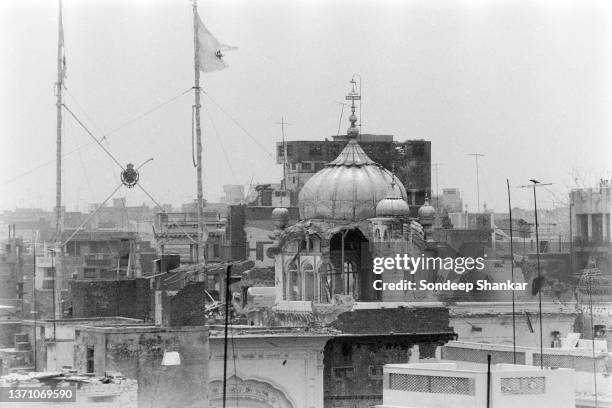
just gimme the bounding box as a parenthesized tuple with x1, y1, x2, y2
(287, 260, 300, 300)
(302, 261, 316, 301)
(209, 375, 295, 408)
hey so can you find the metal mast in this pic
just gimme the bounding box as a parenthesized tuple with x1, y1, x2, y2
(275, 117, 291, 206)
(54, 0, 65, 323)
(193, 0, 204, 263)
(467, 153, 484, 212)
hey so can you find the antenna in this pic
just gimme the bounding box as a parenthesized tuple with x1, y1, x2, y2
(432, 163, 443, 211)
(467, 153, 485, 212)
(275, 117, 291, 206)
(518, 179, 553, 369)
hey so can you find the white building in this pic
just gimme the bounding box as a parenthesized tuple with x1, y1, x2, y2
(377, 361, 575, 408)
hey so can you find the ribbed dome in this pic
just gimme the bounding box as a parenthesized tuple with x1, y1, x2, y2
(376, 196, 410, 217)
(298, 140, 407, 221)
(418, 199, 436, 222)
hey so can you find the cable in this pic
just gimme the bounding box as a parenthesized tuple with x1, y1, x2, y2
(62, 103, 125, 170)
(202, 91, 274, 159)
(2, 87, 192, 186)
(101, 87, 193, 139)
(202, 99, 239, 184)
(61, 183, 124, 247)
(136, 183, 198, 245)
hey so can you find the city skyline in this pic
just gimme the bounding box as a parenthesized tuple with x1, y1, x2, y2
(2, 0, 612, 213)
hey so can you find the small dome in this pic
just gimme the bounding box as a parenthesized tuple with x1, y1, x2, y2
(418, 199, 436, 221)
(376, 196, 410, 217)
(272, 207, 289, 228)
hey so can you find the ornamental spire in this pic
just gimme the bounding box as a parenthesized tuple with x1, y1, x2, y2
(345, 77, 361, 139)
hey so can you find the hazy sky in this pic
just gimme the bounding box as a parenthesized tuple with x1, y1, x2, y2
(1, 0, 611, 213)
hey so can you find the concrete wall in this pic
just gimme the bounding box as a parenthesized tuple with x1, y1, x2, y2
(450, 312, 577, 348)
(74, 325, 208, 408)
(381, 363, 575, 408)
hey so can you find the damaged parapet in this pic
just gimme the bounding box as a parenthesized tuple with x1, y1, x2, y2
(0, 369, 137, 407)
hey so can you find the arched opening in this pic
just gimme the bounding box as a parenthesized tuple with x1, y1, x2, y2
(302, 261, 316, 301)
(287, 260, 300, 300)
(209, 376, 294, 408)
(329, 228, 373, 300)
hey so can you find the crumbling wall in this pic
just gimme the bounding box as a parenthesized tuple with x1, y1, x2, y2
(329, 307, 451, 334)
(74, 327, 208, 408)
(70, 278, 150, 320)
(163, 282, 208, 326)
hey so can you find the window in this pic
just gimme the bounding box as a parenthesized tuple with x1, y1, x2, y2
(83, 268, 97, 279)
(309, 145, 322, 157)
(86, 347, 95, 373)
(42, 280, 54, 290)
(369, 365, 383, 379)
(256, 242, 265, 261)
(288, 261, 300, 301)
(333, 366, 355, 379)
(44, 268, 54, 278)
(302, 262, 315, 301)
(302, 162, 313, 171)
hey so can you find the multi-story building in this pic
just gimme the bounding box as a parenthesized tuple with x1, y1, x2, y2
(432, 188, 463, 213)
(277, 134, 431, 206)
(570, 182, 611, 275)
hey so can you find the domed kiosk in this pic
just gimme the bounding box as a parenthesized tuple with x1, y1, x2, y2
(298, 91, 407, 221)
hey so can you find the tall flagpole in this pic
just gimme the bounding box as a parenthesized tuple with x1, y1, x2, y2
(54, 0, 65, 324)
(193, 0, 204, 263)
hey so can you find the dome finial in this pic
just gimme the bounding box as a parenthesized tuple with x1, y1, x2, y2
(345, 77, 361, 140)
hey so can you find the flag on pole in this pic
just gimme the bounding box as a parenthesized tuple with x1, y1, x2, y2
(197, 17, 237, 72)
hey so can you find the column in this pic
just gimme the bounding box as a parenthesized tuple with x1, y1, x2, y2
(587, 214, 593, 241)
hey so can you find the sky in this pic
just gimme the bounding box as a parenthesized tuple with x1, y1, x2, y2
(1, 0, 611, 214)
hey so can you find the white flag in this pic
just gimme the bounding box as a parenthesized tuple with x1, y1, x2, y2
(197, 18, 237, 72)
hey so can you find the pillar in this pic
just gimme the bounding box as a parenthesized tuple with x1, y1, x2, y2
(587, 214, 593, 240)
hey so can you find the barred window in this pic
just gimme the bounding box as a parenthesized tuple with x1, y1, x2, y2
(387, 373, 475, 395)
(500, 377, 545, 395)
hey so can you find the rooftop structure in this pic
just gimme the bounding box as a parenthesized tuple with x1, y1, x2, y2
(378, 361, 575, 408)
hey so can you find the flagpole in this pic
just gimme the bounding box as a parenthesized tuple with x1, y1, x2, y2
(54, 0, 65, 324)
(193, 0, 204, 263)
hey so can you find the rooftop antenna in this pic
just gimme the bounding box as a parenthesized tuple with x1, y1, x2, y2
(275, 117, 291, 206)
(506, 179, 517, 363)
(519, 179, 553, 369)
(467, 153, 485, 212)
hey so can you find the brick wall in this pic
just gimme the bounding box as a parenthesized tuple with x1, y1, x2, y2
(162, 282, 208, 326)
(329, 307, 451, 334)
(70, 279, 150, 320)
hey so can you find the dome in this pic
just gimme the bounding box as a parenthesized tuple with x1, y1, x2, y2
(298, 139, 407, 221)
(418, 199, 436, 222)
(271, 207, 289, 228)
(376, 196, 410, 217)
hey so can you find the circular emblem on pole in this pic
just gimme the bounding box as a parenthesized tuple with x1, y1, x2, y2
(120, 163, 139, 188)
